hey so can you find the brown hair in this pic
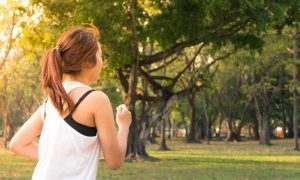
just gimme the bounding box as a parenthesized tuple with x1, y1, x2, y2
(40, 24, 100, 116)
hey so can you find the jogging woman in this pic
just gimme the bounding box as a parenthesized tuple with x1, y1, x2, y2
(9, 24, 132, 179)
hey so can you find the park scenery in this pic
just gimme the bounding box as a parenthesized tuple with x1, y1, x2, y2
(0, 0, 300, 179)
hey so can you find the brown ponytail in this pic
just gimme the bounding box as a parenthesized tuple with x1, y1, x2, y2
(40, 24, 100, 116)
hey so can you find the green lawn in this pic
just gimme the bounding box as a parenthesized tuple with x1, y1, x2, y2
(1, 138, 300, 179)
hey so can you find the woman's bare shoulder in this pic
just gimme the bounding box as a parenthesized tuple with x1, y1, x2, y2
(88, 90, 114, 122)
(88, 90, 111, 105)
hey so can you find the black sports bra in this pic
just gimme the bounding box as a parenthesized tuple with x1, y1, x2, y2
(44, 89, 97, 137)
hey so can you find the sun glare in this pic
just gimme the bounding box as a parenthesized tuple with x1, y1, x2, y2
(0, 0, 7, 6)
(0, 0, 35, 59)
(0, 0, 29, 7)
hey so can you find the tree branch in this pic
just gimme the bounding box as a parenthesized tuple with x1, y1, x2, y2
(148, 54, 179, 73)
(139, 67, 164, 90)
(206, 51, 234, 69)
(174, 83, 203, 98)
(140, 39, 203, 66)
(151, 75, 174, 81)
(0, 11, 16, 70)
(136, 94, 158, 101)
(168, 44, 204, 88)
(117, 68, 129, 93)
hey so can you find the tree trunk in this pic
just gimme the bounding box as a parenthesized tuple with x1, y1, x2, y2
(149, 125, 157, 144)
(282, 117, 287, 138)
(279, 63, 287, 138)
(258, 112, 271, 145)
(198, 118, 204, 140)
(235, 122, 243, 141)
(202, 95, 210, 145)
(251, 68, 272, 145)
(233, 102, 249, 141)
(253, 118, 260, 140)
(292, 30, 299, 150)
(1, 77, 9, 148)
(124, 0, 151, 160)
(159, 100, 171, 151)
(215, 116, 222, 139)
(214, 90, 239, 142)
(287, 115, 294, 138)
(167, 118, 172, 140)
(159, 115, 170, 151)
(254, 94, 271, 145)
(225, 118, 234, 142)
(180, 111, 188, 137)
(187, 92, 199, 143)
(259, 117, 270, 145)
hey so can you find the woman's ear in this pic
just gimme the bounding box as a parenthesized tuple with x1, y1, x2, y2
(84, 60, 93, 69)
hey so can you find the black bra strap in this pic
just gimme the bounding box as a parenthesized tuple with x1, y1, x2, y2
(69, 89, 95, 115)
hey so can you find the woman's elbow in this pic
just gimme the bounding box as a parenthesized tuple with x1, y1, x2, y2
(8, 137, 22, 153)
(107, 160, 123, 171)
(8, 139, 17, 152)
(109, 165, 121, 171)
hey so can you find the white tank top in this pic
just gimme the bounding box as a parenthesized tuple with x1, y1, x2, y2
(32, 81, 101, 180)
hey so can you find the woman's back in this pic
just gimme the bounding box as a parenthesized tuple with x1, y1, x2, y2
(32, 81, 100, 180)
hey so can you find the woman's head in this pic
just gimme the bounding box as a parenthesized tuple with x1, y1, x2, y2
(40, 24, 102, 116)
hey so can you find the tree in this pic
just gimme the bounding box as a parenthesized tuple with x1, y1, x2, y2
(0, 1, 35, 148)
(273, 0, 300, 150)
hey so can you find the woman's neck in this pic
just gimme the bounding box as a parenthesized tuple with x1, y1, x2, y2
(62, 73, 90, 85)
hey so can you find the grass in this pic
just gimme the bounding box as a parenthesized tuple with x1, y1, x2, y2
(0, 138, 300, 179)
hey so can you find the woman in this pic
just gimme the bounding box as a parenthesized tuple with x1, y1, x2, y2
(9, 24, 132, 180)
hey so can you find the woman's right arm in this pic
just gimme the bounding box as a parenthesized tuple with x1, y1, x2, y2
(91, 91, 131, 170)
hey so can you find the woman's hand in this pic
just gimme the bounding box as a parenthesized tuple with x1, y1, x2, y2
(116, 104, 132, 130)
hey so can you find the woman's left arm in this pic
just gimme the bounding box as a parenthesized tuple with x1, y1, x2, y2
(9, 106, 44, 160)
